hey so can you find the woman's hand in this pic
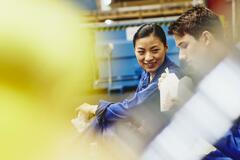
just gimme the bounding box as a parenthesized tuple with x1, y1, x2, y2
(71, 103, 98, 133)
(76, 103, 98, 116)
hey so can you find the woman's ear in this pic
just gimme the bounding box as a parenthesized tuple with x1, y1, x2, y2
(165, 44, 168, 51)
(200, 31, 214, 46)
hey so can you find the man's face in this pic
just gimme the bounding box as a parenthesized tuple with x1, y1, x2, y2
(174, 32, 226, 80)
(173, 33, 205, 76)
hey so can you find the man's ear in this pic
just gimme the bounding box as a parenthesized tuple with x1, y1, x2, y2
(199, 31, 214, 46)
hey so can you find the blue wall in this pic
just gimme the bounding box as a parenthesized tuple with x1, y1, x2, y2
(74, 0, 97, 10)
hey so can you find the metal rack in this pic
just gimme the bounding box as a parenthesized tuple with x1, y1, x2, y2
(84, 1, 193, 22)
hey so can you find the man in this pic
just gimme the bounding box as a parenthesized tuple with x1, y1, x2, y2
(168, 6, 240, 160)
(168, 6, 225, 82)
(142, 6, 240, 160)
(159, 6, 227, 111)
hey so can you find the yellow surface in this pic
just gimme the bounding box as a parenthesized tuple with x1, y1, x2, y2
(0, 1, 97, 160)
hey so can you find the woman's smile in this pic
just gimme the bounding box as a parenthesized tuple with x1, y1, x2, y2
(144, 62, 156, 68)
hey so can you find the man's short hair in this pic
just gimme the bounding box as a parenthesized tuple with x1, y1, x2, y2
(168, 6, 223, 39)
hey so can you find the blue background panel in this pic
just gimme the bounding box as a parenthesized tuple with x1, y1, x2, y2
(96, 40, 135, 58)
(96, 30, 127, 43)
(98, 57, 141, 79)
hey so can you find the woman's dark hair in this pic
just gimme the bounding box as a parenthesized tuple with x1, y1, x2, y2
(133, 23, 167, 48)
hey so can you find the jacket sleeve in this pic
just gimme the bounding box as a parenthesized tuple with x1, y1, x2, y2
(203, 149, 233, 160)
(92, 83, 158, 132)
(203, 119, 240, 160)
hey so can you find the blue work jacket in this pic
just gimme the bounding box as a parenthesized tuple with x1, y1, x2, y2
(92, 57, 182, 132)
(203, 118, 240, 160)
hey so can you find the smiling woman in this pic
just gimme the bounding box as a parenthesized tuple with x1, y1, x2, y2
(133, 24, 168, 81)
(76, 23, 184, 133)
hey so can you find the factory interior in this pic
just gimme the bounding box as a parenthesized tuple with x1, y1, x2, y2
(1, 0, 240, 160)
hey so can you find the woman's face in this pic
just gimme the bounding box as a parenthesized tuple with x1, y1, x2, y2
(135, 34, 167, 76)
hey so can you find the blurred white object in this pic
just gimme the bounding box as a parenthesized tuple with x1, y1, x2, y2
(100, 0, 111, 11)
(126, 26, 140, 41)
(104, 19, 113, 25)
(71, 103, 98, 133)
(159, 68, 179, 112)
(75, 103, 98, 115)
(192, 0, 204, 6)
(142, 52, 240, 160)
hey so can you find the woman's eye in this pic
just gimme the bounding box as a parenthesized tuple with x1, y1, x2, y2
(151, 49, 159, 53)
(138, 51, 145, 55)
